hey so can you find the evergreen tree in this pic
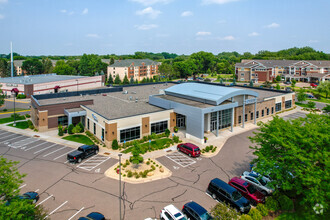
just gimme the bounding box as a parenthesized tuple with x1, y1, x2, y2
(123, 74, 129, 85)
(130, 76, 134, 84)
(108, 74, 114, 84)
(141, 77, 147, 83)
(114, 74, 121, 84)
(135, 79, 138, 84)
(110, 57, 115, 65)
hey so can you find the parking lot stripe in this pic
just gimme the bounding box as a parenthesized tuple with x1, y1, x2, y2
(43, 146, 67, 157)
(33, 143, 57, 154)
(53, 150, 75, 161)
(10, 137, 33, 144)
(0, 135, 24, 143)
(36, 195, 53, 206)
(12, 139, 40, 149)
(0, 131, 11, 136)
(35, 189, 39, 192)
(0, 133, 16, 140)
(77, 155, 110, 171)
(18, 184, 26, 190)
(25, 142, 48, 151)
(45, 201, 68, 219)
(67, 207, 84, 220)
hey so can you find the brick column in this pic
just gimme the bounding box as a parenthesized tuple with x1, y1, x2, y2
(292, 94, 295, 105)
(105, 123, 117, 148)
(170, 112, 176, 132)
(282, 97, 285, 110)
(142, 117, 150, 136)
(38, 110, 48, 132)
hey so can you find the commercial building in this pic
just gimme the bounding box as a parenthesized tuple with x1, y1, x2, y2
(0, 74, 105, 98)
(31, 82, 295, 144)
(235, 59, 330, 83)
(107, 59, 161, 81)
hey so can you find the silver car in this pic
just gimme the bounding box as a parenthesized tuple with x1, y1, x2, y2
(241, 171, 274, 195)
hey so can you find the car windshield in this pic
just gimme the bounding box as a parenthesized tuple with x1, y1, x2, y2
(258, 177, 267, 186)
(231, 191, 242, 201)
(247, 184, 257, 194)
(174, 213, 187, 220)
(200, 212, 213, 220)
(194, 148, 199, 152)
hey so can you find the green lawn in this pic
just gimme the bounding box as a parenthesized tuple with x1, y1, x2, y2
(121, 138, 173, 154)
(307, 98, 330, 104)
(62, 134, 94, 145)
(0, 115, 26, 124)
(7, 121, 29, 129)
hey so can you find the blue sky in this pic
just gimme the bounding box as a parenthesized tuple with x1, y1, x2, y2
(0, 0, 329, 55)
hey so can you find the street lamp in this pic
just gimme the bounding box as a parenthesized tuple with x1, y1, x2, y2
(118, 153, 122, 220)
(11, 88, 17, 127)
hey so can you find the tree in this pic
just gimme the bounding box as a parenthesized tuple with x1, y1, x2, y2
(112, 139, 119, 150)
(307, 101, 316, 109)
(123, 74, 129, 85)
(276, 75, 282, 82)
(316, 81, 330, 98)
(211, 202, 240, 220)
(291, 79, 297, 87)
(297, 88, 307, 102)
(22, 58, 43, 75)
(0, 58, 8, 77)
(249, 115, 330, 217)
(130, 76, 134, 84)
(322, 104, 330, 113)
(108, 74, 113, 84)
(41, 58, 53, 74)
(68, 124, 74, 134)
(54, 60, 75, 75)
(276, 83, 281, 90)
(110, 57, 115, 65)
(79, 54, 105, 76)
(0, 85, 5, 106)
(135, 79, 138, 84)
(249, 80, 254, 87)
(263, 81, 272, 88)
(114, 74, 121, 84)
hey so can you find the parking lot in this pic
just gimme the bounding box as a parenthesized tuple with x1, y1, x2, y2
(282, 112, 307, 120)
(165, 152, 198, 168)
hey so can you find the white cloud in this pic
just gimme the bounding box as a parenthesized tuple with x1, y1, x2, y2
(135, 24, 158, 30)
(136, 7, 161, 19)
(131, 0, 172, 6)
(181, 11, 193, 17)
(265, 22, 280, 28)
(309, 40, 319, 43)
(82, 8, 88, 15)
(202, 0, 240, 5)
(0, 0, 8, 4)
(248, 32, 259, 37)
(60, 9, 67, 13)
(0, 14, 4, 19)
(196, 31, 211, 36)
(86, 33, 100, 38)
(218, 35, 236, 40)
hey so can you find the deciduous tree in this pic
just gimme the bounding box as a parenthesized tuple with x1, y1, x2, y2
(22, 58, 43, 75)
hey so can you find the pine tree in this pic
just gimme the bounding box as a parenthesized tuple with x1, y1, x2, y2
(114, 74, 121, 84)
(135, 79, 138, 84)
(110, 57, 115, 65)
(130, 76, 134, 84)
(123, 74, 129, 85)
(108, 74, 113, 84)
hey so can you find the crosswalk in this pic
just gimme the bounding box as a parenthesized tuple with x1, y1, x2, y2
(165, 152, 197, 168)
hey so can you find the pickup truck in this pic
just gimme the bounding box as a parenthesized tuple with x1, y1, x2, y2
(67, 145, 99, 163)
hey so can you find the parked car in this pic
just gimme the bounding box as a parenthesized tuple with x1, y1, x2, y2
(206, 178, 251, 213)
(306, 94, 314, 98)
(284, 81, 291, 85)
(182, 201, 213, 220)
(310, 83, 318, 87)
(67, 145, 99, 163)
(78, 212, 105, 220)
(240, 171, 274, 195)
(228, 177, 265, 206)
(177, 143, 200, 157)
(160, 204, 187, 220)
(6, 191, 39, 205)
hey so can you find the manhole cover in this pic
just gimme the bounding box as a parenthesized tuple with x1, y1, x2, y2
(104, 152, 111, 155)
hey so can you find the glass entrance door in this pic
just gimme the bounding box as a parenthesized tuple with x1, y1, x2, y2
(176, 113, 186, 128)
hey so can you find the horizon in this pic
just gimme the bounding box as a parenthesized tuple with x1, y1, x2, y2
(0, 0, 329, 55)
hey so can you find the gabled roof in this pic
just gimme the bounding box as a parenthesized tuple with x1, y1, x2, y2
(109, 59, 160, 67)
(237, 60, 330, 68)
(164, 83, 258, 105)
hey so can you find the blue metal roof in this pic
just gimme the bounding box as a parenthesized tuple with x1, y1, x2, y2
(165, 83, 259, 105)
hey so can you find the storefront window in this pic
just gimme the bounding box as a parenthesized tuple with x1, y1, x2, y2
(275, 103, 282, 112)
(151, 121, 168, 134)
(58, 116, 68, 126)
(120, 126, 140, 143)
(285, 100, 292, 109)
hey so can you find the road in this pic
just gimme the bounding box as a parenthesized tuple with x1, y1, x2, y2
(0, 112, 305, 219)
(0, 99, 30, 118)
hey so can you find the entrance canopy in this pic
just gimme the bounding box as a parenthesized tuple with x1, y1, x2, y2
(165, 83, 258, 105)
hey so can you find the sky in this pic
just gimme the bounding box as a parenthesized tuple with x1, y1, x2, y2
(0, 0, 329, 56)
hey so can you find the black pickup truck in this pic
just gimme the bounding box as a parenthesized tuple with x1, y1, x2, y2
(67, 145, 99, 163)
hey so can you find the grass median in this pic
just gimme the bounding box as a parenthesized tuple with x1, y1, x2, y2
(7, 121, 29, 129)
(62, 134, 94, 145)
(121, 138, 173, 154)
(0, 115, 26, 124)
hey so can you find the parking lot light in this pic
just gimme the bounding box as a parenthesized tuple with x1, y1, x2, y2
(118, 153, 122, 220)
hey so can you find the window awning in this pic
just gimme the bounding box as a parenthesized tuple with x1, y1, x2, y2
(54, 86, 61, 89)
(11, 88, 19, 93)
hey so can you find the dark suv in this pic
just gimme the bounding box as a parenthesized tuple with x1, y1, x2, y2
(207, 178, 251, 213)
(177, 143, 200, 157)
(67, 145, 99, 163)
(182, 201, 213, 220)
(228, 177, 265, 206)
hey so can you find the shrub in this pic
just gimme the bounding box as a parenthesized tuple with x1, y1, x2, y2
(173, 135, 179, 143)
(211, 202, 240, 219)
(307, 101, 316, 109)
(2, 109, 7, 112)
(240, 214, 253, 220)
(205, 146, 210, 152)
(16, 94, 26, 99)
(277, 194, 294, 211)
(77, 122, 84, 132)
(165, 129, 170, 137)
(209, 145, 214, 150)
(248, 208, 262, 220)
(151, 165, 155, 170)
(68, 124, 74, 134)
(174, 126, 178, 132)
(11, 113, 20, 119)
(256, 204, 268, 217)
(58, 125, 64, 136)
(112, 139, 119, 150)
(265, 196, 280, 212)
(27, 120, 34, 130)
(146, 161, 150, 165)
(127, 171, 133, 178)
(25, 114, 31, 118)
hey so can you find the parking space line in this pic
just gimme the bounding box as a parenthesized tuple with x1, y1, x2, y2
(68, 207, 84, 220)
(0, 131, 11, 136)
(34, 143, 57, 154)
(0, 133, 16, 139)
(35, 189, 39, 192)
(45, 201, 68, 219)
(25, 142, 48, 151)
(165, 152, 196, 168)
(14, 184, 27, 192)
(11, 139, 40, 149)
(54, 150, 75, 161)
(1, 135, 24, 143)
(43, 146, 67, 157)
(77, 155, 110, 171)
(36, 195, 53, 206)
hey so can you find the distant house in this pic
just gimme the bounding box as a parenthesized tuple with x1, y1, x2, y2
(107, 59, 161, 81)
(235, 60, 330, 83)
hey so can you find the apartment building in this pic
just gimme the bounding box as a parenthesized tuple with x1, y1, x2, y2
(235, 60, 330, 83)
(107, 59, 161, 81)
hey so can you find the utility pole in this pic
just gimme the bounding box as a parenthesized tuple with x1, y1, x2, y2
(11, 42, 14, 78)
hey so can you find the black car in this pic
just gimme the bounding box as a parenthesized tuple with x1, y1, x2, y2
(207, 178, 251, 213)
(6, 191, 39, 206)
(78, 212, 105, 220)
(182, 201, 213, 220)
(67, 145, 99, 163)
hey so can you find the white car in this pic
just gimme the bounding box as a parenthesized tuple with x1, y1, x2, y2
(241, 171, 274, 195)
(160, 204, 187, 220)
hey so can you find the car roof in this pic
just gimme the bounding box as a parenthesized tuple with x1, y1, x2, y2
(164, 204, 182, 215)
(230, 177, 249, 186)
(184, 201, 207, 215)
(86, 212, 105, 220)
(184, 143, 199, 149)
(79, 145, 91, 149)
(23, 191, 38, 197)
(210, 178, 236, 193)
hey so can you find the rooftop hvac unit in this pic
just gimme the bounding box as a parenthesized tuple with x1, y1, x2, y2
(129, 96, 133, 101)
(159, 89, 165, 95)
(123, 90, 128, 94)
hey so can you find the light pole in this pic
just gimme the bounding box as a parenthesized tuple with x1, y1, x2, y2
(118, 153, 122, 220)
(11, 88, 17, 126)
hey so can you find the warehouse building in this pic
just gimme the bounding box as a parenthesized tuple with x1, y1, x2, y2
(31, 82, 295, 145)
(0, 74, 105, 98)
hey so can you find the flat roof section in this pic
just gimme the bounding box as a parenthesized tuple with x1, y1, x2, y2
(158, 95, 217, 108)
(0, 74, 86, 85)
(233, 86, 287, 101)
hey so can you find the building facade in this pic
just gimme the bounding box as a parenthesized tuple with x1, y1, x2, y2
(235, 60, 330, 83)
(107, 59, 161, 81)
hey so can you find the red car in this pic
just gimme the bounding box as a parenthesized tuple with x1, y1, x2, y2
(228, 177, 265, 206)
(177, 143, 200, 157)
(310, 83, 318, 87)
